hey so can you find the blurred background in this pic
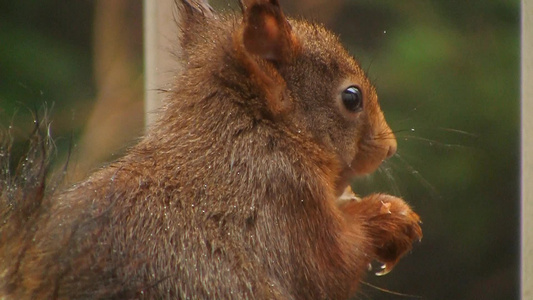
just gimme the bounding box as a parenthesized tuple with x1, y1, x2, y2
(0, 0, 519, 299)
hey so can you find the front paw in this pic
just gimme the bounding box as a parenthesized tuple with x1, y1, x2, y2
(365, 194, 422, 275)
(340, 193, 422, 275)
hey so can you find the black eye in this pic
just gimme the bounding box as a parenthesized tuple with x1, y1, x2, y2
(341, 86, 363, 112)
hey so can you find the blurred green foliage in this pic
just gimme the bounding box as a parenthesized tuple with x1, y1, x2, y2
(0, 0, 520, 299)
(0, 1, 95, 117)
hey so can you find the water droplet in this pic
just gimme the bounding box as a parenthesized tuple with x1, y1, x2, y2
(375, 263, 392, 276)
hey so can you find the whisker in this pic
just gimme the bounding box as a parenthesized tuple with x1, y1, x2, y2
(360, 280, 423, 299)
(434, 127, 478, 138)
(364, 56, 376, 77)
(392, 125, 477, 140)
(390, 128, 416, 135)
(373, 130, 398, 141)
(392, 153, 440, 200)
(376, 161, 402, 196)
(398, 135, 473, 150)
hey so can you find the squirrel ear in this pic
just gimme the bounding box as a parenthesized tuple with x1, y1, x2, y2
(241, 0, 298, 63)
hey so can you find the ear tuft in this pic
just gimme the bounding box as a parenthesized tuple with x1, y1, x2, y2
(177, 0, 216, 58)
(179, 0, 215, 20)
(242, 0, 298, 63)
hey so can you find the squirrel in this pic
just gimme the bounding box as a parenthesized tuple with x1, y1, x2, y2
(0, 0, 422, 299)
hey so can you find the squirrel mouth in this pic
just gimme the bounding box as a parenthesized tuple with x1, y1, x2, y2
(349, 154, 387, 177)
(334, 151, 390, 197)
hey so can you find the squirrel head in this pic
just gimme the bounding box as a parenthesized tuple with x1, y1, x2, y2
(174, 0, 397, 195)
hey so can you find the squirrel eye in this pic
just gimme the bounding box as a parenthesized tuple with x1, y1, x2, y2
(341, 86, 363, 112)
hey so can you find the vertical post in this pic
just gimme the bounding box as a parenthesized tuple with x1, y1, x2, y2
(143, 0, 181, 128)
(522, 0, 532, 298)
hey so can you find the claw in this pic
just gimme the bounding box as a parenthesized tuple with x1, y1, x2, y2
(379, 201, 392, 214)
(337, 186, 361, 204)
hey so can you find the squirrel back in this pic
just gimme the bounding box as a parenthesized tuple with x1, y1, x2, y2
(0, 1, 422, 299)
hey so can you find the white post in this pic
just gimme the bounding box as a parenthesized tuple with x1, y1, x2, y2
(522, 0, 532, 298)
(143, 0, 181, 128)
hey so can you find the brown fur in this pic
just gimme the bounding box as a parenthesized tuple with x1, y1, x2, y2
(0, 0, 421, 299)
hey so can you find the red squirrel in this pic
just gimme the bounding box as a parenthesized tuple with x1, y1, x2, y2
(0, 0, 422, 298)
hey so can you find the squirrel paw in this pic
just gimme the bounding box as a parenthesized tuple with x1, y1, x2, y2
(340, 192, 422, 275)
(365, 194, 422, 275)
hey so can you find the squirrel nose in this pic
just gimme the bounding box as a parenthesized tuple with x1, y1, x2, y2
(386, 139, 397, 159)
